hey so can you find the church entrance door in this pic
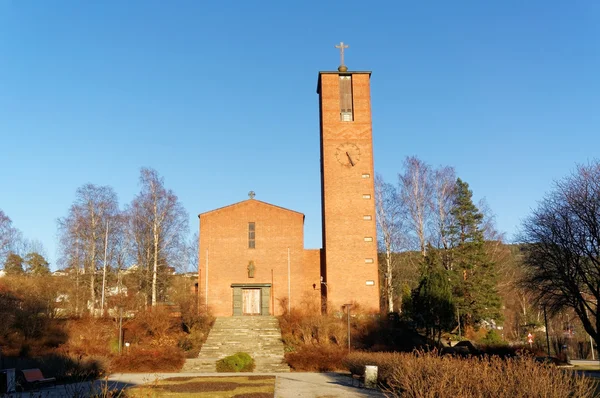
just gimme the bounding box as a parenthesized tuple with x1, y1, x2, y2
(242, 289, 261, 315)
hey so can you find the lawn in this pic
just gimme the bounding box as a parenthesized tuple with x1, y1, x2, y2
(126, 375, 276, 398)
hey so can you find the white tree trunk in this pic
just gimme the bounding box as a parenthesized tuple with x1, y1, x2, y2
(152, 199, 159, 307)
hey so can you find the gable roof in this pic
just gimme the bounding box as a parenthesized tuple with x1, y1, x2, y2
(198, 199, 304, 218)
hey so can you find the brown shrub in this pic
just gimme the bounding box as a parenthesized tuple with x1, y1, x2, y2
(279, 307, 371, 348)
(63, 317, 116, 356)
(124, 307, 183, 347)
(109, 346, 185, 372)
(344, 351, 595, 398)
(285, 346, 347, 371)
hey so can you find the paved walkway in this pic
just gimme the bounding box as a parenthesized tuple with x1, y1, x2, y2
(6, 372, 386, 397)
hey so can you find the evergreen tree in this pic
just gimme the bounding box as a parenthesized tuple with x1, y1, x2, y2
(25, 252, 50, 276)
(448, 178, 502, 326)
(4, 252, 24, 275)
(407, 247, 456, 343)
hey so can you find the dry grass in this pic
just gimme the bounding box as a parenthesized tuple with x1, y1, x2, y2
(285, 346, 348, 372)
(110, 346, 185, 372)
(127, 376, 275, 397)
(344, 351, 595, 398)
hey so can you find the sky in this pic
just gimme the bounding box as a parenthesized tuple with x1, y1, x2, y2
(1, 1, 599, 270)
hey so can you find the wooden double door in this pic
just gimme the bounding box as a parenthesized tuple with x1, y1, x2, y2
(242, 288, 261, 315)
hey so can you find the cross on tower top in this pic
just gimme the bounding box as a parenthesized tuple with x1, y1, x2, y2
(335, 41, 349, 72)
(248, 191, 256, 199)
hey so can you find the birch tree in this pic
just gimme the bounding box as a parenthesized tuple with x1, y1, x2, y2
(399, 156, 432, 256)
(129, 168, 189, 307)
(57, 184, 120, 315)
(431, 166, 456, 252)
(375, 174, 404, 313)
(0, 210, 21, 265)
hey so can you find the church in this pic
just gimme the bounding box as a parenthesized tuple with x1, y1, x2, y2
(197, 46, 380, 317)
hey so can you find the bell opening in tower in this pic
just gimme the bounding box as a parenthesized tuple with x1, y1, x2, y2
(339, 75, 353, 121)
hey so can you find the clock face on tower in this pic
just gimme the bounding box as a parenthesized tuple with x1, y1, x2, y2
(335, 143, 361, 167)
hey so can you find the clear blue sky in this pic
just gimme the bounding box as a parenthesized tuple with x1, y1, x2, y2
(1, 1, 599, 269)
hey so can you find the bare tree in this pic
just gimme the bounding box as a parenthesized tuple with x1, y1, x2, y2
(399, 156, 432, 256)
(129, 168, 189, 307)
(375, 174, 405, 313)
(430, 166, 456, 253)
(187, 232, 199, 274)
(520, 161, 600, 347)
(0, 210, 21, 264)
(57, 184, 120, 316)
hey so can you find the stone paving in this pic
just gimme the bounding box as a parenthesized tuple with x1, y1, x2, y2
(4, 372, 385, 397)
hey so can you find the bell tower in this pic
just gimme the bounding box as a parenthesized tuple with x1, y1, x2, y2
(318, 43, 380, 313)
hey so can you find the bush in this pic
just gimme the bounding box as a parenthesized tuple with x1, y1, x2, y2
(125, 307, 182, 347)
(63, 317, 116, 356)
(344, 351, 595, 397)
(177, 322, 213, 358)
(479, 329, 505, 345)
(215, 352, 255, 372)
(285, 346, 347, 372)
(110, 346, 185, 372)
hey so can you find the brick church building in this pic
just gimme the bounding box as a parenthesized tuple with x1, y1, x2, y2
(198, 51, 380, 316)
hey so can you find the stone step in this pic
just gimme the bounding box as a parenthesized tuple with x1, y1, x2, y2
(193, 316, 290, 373)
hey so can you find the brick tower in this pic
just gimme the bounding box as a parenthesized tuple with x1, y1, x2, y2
(318, 43, 380, 313)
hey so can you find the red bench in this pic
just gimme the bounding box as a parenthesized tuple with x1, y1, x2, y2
(20, 368, 56, 389)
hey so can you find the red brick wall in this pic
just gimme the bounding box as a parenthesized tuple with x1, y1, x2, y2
(198, 200, 321, 316)
(318, 72, 380, 313)
(301, 249, 323, 312)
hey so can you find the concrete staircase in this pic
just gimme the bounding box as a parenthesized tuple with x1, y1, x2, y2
(181, 316, 290, 373)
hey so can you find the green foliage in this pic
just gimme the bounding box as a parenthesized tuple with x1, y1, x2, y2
(4, 252, 25, 275)
(25, 252, 50, 275)
(215, 352, 255, 372)
(449, 178, 484, 245)
(447, 178, 502, 326)
(480, 329, 505, 345)
(405, 248, 456, 342)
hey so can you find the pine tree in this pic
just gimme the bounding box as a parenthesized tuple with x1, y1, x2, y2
(4, 252, 24, 275)
(25, 252, 50, 276)
(407, 247, 456, 343)
(448, 179, 502, 326)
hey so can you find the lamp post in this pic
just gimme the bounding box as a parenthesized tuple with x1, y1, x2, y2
(343, 303, 352, 351)
(320, 277, 328, 314)
(543, 305, 551, 357)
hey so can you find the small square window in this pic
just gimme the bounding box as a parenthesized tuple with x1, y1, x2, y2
(363, 215, 372, 220)
(362, 173, 370, 179)
(365, 258, 374, 264)
(362, 194, 371, 199)
(366, 280, 375, 286)
(364, 237, 373, 242)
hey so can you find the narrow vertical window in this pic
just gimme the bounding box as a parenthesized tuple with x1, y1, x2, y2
(248, 222, 255, 249)
(339, 75, 353, 121)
